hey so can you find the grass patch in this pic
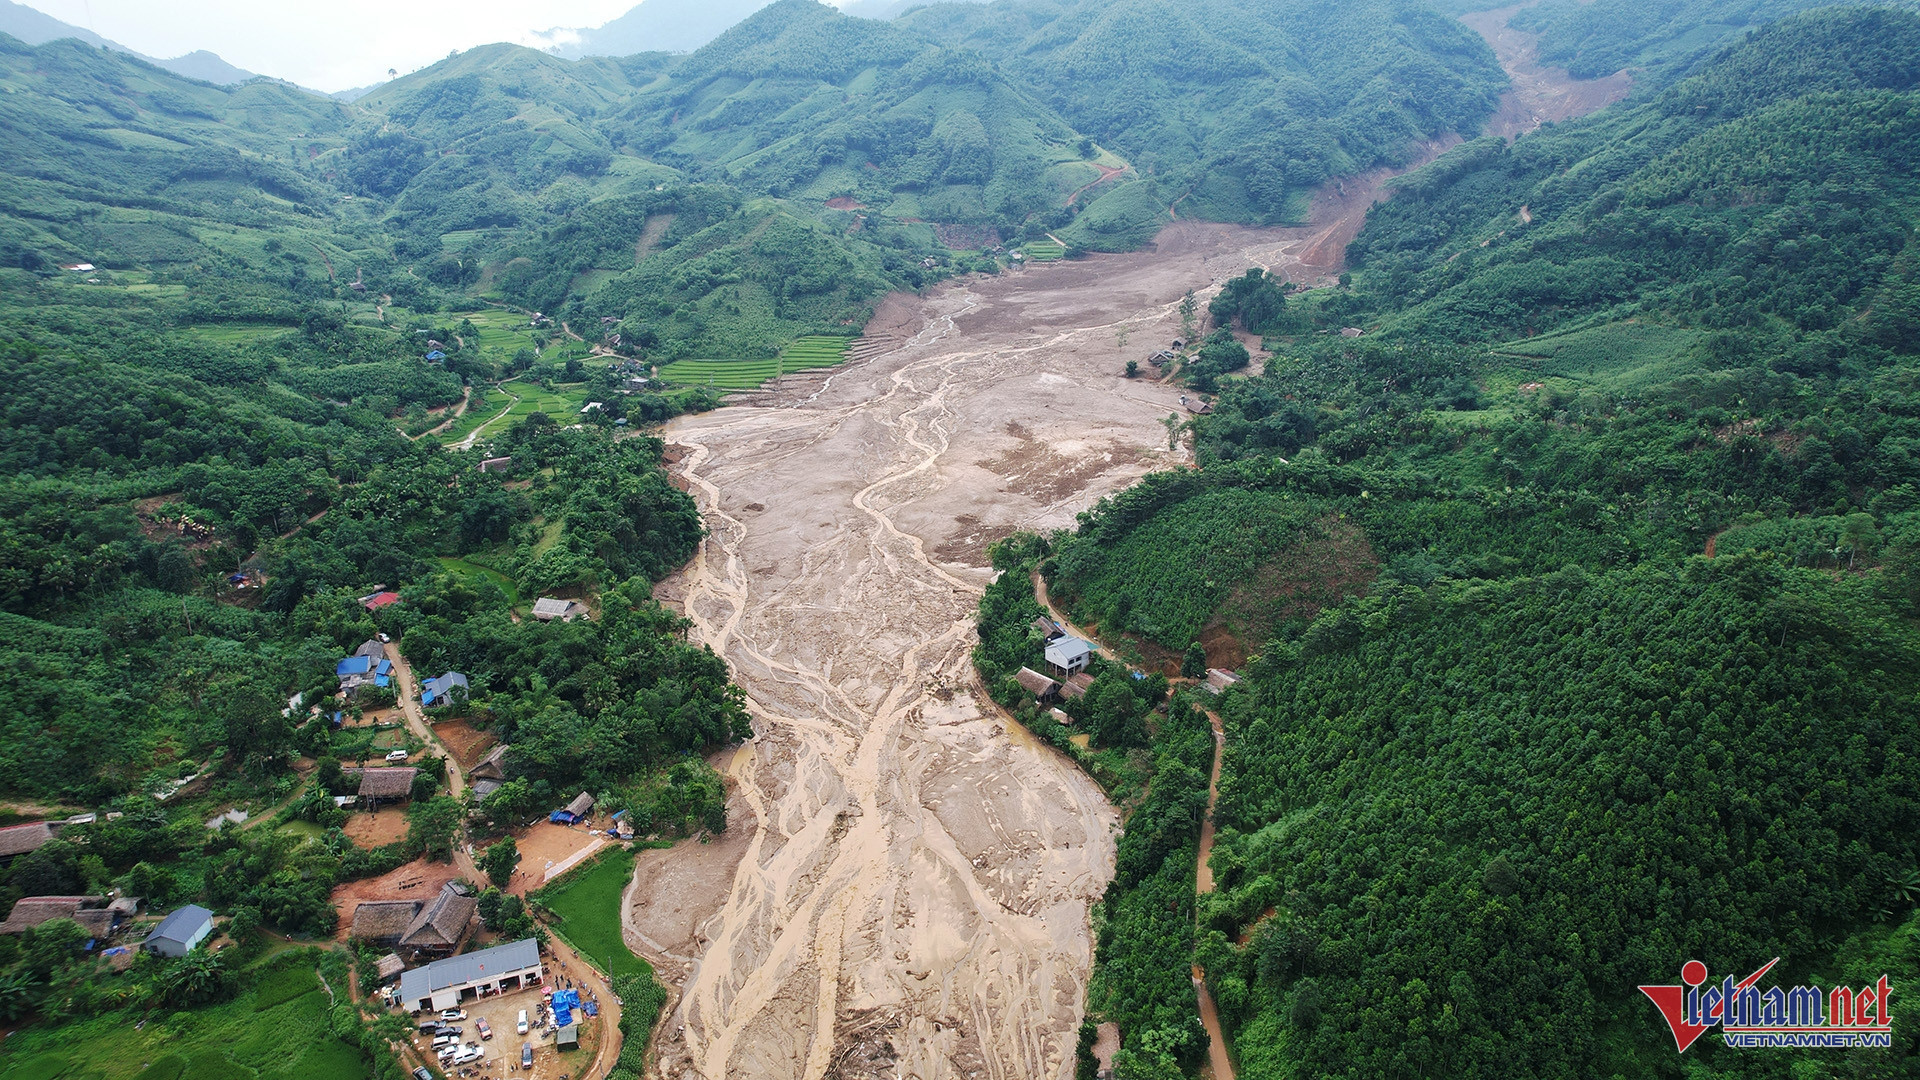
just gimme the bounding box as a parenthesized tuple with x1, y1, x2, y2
(1488, 321, 1705, 390)
(536, 846, 652, 979)
(1021, 239, 1067, 261)
(251, 962, 319, 1012)
(437, 556, 521, 606)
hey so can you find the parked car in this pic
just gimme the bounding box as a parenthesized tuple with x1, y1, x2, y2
(452, 1046, 484, 1066)
(417, 1021, 443, 1034)
(412, 1068, 433, 1080)
(517, 1009, 529, 1034)
(521, 1044, 534, 1068)
(388, 749, 412, 762)
(439, 1008, 466, 1022)
(475, 1018, 492, 1040)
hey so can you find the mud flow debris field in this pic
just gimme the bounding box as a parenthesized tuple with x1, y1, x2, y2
(630, 23, 1621, 1073)
(637, 211, 1381, 1080)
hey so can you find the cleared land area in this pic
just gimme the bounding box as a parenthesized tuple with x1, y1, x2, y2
(540, 847, 654, 979)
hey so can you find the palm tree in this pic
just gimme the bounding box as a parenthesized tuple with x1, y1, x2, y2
(0, 971, 35, 1021)
(160, 951, 230, 1006)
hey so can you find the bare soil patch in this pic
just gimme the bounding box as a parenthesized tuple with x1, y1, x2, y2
(825, 196, 867, 211)
(933, 223, 1000, 250)
(343, 805, 410, 849)
(1202, 515, 1381, 669)
(330, 856, 466, 938)
(624, 748, 758, 977)
(509, 821, 606, 897)
(433, 719, 497, 771)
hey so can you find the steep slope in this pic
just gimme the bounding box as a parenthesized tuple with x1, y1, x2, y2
(1511, 0, 1920, 86)
(1035, 11, 1920, 1075)
(900, 0, 1509, 224)
(1344, 7, 1920, 346)
(614, 0, 1104, 230)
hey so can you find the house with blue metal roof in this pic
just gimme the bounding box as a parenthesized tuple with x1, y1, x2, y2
(421, 672, 469, 708)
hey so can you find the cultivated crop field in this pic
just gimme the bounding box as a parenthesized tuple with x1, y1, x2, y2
(658, 335, 854, 389)
(538, 847, 654, 979)
(1021, 239, 1067, 261)
(0, 953, 365, 1080)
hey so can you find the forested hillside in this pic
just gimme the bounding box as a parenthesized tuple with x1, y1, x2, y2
(900, 0, 1507, 231)
(1004, 8, 1920, 1077)
(1508, 0, 1919, 85)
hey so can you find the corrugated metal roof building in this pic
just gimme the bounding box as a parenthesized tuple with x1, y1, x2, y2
(397, 938, 543, 1012)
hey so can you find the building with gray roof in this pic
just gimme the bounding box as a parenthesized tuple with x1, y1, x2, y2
(397, 937, 543, 1012)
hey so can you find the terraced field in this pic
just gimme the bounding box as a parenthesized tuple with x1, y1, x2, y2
(1021, 239, 1068, 261)
(658, 335, 855, 390)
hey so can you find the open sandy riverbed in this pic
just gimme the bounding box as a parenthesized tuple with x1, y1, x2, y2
(637, 208, 1391, 1080)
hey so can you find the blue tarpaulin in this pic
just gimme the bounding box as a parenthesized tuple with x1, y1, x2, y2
(549, 810, 575, 824)
(552, 988, 581, 1027)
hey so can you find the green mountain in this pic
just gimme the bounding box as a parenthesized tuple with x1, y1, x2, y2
(0, 0, 264, 86)
(978, 8, 1920, 1077)
(615, 0, 1103, 227)
(546, 0, 778, 57)
(899, 0, 1508, 224)
(1509, 0, 1920, 86)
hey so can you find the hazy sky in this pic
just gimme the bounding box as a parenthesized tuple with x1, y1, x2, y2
(16, 0, 650, 91)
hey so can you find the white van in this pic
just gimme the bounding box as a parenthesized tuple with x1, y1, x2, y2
(517, 1009, 529, 1035)
(386, 749, 410, 762)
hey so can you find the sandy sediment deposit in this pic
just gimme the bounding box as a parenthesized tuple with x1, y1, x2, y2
(638, 208, 1399, 1080)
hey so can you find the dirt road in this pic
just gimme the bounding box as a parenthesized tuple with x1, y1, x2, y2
(646, 194, 1423, 1080)
(387, 651, 466, 799)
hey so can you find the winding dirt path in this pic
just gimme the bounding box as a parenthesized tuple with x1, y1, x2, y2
(1191, 708, 1232, 1080)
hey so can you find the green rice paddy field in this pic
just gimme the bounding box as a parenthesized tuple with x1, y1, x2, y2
(539, 847, 653, 979)
(0, 955, 366, 1080)
(1021, 239, 1067, 261)
(437, 556, 521, 606)
(658, 335, 854, 390)
(435, 379, 596, 446)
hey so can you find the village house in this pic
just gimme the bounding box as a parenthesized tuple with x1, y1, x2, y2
(1061, 672, 1096, 700)
(345, 767, 419, 808)
(421, 671, 468, 708)
(1045, 637, 1093, 678)
(0, 896, 119, 937)
(1015, 667, 1060, 701)
(470, 744, 510, 781)
(397, 937, 543, 1012)
(0, 822, 55, 863)
(532, 597, 589, 622)
(478, 456, 513, 473)
(143, 905, 214, 957)
(361, 591, 402, 612)
(336, 639, 393, 697)
(350, 883, 476, 959)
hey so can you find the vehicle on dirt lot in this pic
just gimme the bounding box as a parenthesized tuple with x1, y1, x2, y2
(475, 1018, 491, 1040)
(517, 1009, 529, 1034)
(440, 1009, 466, 1021)
(521, 1044, 533, 1068)
(412, 1068, 432, 1080)
(452, 1046, 483, 1065)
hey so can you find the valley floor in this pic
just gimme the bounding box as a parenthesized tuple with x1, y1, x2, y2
(630, 10, 1633, 1074)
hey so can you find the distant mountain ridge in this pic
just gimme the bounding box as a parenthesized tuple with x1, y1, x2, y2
(541, 0, 779, 57)
(0, 0, 262, 85)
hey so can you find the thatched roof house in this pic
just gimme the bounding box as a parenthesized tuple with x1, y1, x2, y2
(471, 744, 510, 781)
(1014, 667, 1059, 700)
(350, 901, 420, 945)
(400, 884, 475, 954)
(0, 822, 55, 860)
(356, 767, 418, 800)
(565, 791, 594, 818)
(0, 895, 107, 934)
(376, 953, 406, 982)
